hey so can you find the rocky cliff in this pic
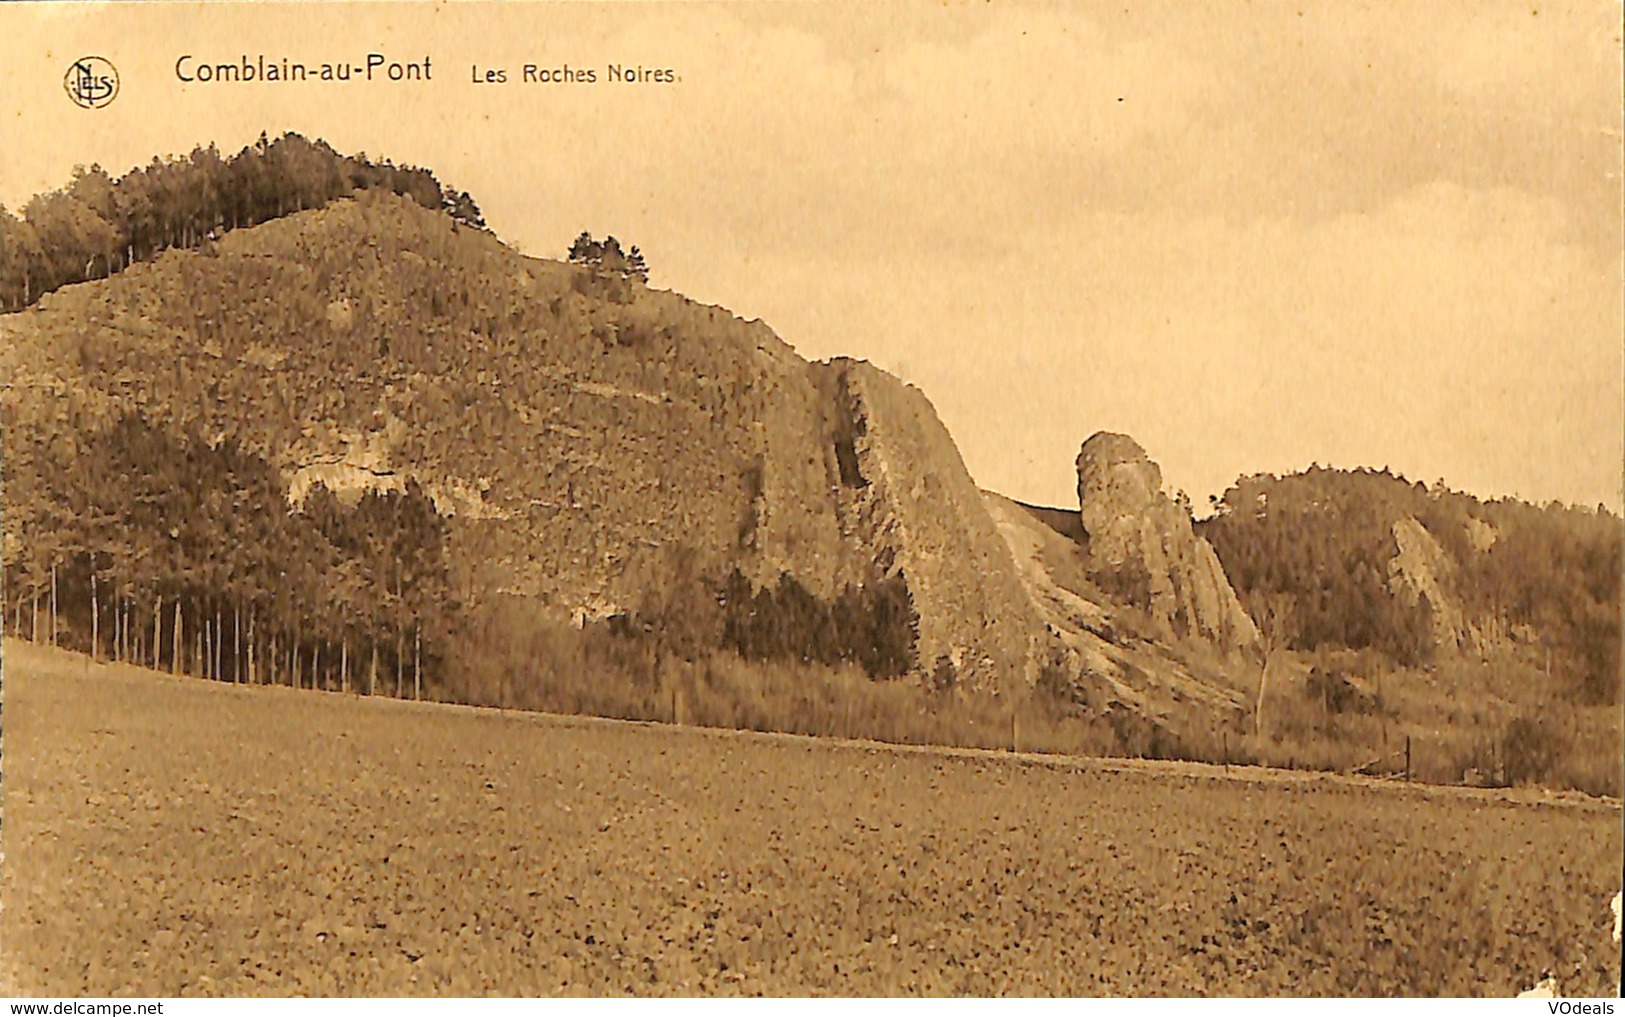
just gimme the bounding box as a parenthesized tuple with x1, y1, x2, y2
(1386, 515, 1506, 655)
(1075, 433, 1260, 650)
(812, 360, 1038, 692)
(985, 492, 1250, 728)
(0, 191, 1033, 692)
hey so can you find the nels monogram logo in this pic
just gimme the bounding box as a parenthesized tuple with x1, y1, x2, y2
(65, 56, 119, 109)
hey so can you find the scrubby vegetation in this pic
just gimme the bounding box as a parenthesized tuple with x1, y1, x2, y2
(431, 595, 1195, 760)
(1214, 645, 1623, 798)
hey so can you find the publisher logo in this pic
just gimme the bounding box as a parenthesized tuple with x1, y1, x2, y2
(65, 56, 119, 109)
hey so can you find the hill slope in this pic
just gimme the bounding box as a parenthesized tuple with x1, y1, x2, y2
(1, 190, 1039, 694)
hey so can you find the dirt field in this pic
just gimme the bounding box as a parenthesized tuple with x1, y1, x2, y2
(2, 640, 1620, 997)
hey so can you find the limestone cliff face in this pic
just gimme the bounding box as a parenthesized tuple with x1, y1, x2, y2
(1387, 515, 1495, 654)
(1075, 433, 1259, 650)
(700, 353, 1039, 692)
(814, 360, 1038, 693)
(1464, 515, 1499, 553)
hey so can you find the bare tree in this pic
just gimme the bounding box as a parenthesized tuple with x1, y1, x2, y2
(1254, 593, 1297, 738)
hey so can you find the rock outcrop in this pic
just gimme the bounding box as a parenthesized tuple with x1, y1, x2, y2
(985, 491, 1250, 728)
(1075, 433, 1259, 650)
(1387, 515, 1491, 654)
(1464, 515, 1499, 553)
(814, 360, 1039, 692)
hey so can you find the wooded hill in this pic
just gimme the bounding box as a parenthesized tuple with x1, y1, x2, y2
(0, 140, 949, 707)
(1199, 467, 1621, 704)
(0, 131, 485, 312)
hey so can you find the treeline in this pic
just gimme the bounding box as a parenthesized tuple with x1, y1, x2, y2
(4, 409, 921, 703)
(2, 413, 454, 696)
(716, 570, 916, 679)
(0, 131, 485, 311)
(595, 561, 921, 682)
(1200, 466, 1621, 701)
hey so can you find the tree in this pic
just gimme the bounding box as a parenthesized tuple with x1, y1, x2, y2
(0, 207, 44, 309)
(596, 235, 628, 275)
(442, 188, 486, 230)
(567, 231, 649, 282)
(1254, 592, 1296, 738)
(66, 165, 120, 277)
(568, 230, 598, 265)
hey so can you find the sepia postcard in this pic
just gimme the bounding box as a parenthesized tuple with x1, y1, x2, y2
(0, 0, 1620, 1000)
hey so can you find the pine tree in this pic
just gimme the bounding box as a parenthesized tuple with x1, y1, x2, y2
(568, 231, 598, 265)
(567, 231, 649, 282)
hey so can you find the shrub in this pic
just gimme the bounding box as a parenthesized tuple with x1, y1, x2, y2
(1089, 559, 1152, 612)
(1034, 657, 1075, 707)
(1501, 715, 1562, 787)
(1306, 666, 1378, 715)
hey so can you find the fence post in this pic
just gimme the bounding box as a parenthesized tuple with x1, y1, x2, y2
(1223, 732, 1229, 775)
(1404, 735, 1412, 782)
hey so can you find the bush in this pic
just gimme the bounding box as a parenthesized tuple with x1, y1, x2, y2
(1034, 657, 1074, 706)
(572, 270, 634, 306)
(1306, 666, 1378, 715)
(1501, 715, 1562, 787)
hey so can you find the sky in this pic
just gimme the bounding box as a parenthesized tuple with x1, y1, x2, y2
(3, 1, 1621, 512)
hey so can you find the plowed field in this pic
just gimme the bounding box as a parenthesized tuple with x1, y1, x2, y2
(2, 641, 1619, 996)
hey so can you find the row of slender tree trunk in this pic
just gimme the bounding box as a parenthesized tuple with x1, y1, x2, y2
(2, 571, 425, 701)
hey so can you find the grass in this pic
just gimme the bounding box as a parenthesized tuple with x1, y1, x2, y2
(1216, 645, 1623, 798)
